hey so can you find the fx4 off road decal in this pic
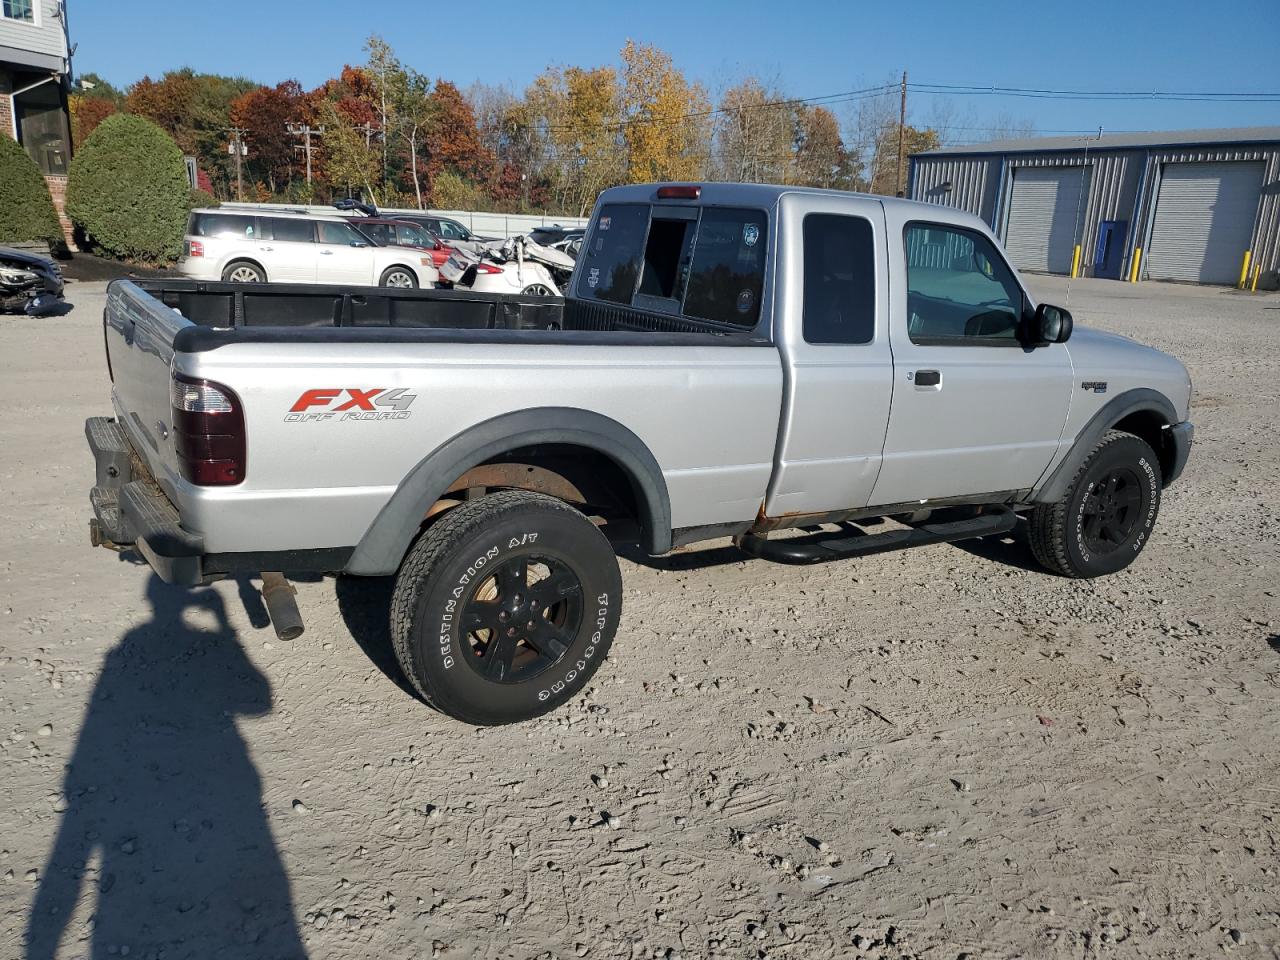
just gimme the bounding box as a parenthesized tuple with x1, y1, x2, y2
(285, 388, 418, 422)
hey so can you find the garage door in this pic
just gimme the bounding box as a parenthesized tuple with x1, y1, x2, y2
(1146, 161, 1264, 284)
(1003, 166, 1088, 274)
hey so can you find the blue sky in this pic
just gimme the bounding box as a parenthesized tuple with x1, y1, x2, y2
(72, 0, 1279, 137)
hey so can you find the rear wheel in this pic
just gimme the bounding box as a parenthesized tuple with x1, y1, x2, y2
(521, 283, 556, 296)
(390, 490, 622, 725)
(222, 261, 265, 283)
(1029, 430, 1162, 578)
(380, 266, 418, 288)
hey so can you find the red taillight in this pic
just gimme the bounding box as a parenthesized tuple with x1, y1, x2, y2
(171, 374, 245, 486)
(475, 263, 503, 274)
(656, 184, 701, 200)
(188, 239, 204, 257)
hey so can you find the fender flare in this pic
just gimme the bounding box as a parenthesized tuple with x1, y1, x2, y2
(345, 407, 672, 575)
(1032, 387, 1178, 503)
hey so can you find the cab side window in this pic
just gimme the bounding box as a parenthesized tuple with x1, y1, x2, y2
(803, 214, 875, 344)
(904, 223, 1024, 344)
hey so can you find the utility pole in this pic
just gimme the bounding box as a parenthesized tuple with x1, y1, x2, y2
(286, 122, 325, 185)
(896, 70, 908, 197)
(226, 127, 248, 201)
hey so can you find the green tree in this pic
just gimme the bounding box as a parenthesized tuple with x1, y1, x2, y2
(66, 114, 191, 262)
(0, 134, 62, 246)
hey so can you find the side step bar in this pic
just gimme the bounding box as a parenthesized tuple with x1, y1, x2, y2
(734, 507, 1017, 565)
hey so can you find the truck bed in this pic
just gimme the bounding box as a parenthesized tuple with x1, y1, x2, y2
(133, 279, 761, 341)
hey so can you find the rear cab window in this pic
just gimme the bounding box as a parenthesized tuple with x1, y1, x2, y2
(577, 202, 768, 329)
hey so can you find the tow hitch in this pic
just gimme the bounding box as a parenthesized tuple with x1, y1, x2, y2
(260, 572, 305, 641)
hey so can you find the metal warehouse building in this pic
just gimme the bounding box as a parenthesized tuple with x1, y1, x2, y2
(909, 127, 1280, 288)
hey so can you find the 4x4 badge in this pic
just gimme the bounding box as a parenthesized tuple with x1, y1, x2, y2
(1081, 381, 1108, 394)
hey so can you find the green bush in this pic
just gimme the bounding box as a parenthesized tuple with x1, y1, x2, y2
(0, 135, 62, 247)
(189, 188, 218, 210)
(66, 114, 191, 262)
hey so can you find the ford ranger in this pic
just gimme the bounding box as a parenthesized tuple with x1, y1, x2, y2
(85, 183, 1194, 725)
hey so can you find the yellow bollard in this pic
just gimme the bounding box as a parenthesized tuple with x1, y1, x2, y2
(1252, 263, 1262, 293)
(1238, 250, 1252, 289)
(1071, 244, 1082, 279)
(1129, 247, 1142, 283)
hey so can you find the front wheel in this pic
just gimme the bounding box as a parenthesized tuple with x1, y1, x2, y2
(380, 266, 418, 288)
(390, 490, 622, 725)
(1028, 430, 1162, 578)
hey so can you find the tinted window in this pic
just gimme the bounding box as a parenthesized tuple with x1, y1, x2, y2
(803, 214, 875, 344)
(317, 220, 365, 245)
(357, 222, 394, 245)
(577, 203, 648, 304)
(192, 213, 257, 239)
(269, 218, 314, 243)
(904, 224, 1023, 343)
(682, 208, 767, 328)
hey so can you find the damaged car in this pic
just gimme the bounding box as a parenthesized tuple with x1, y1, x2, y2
(0, 246, 65, 316)
(439, 234, 576, 296)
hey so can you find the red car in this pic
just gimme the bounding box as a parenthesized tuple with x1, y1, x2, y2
(346, 217, 454, 269)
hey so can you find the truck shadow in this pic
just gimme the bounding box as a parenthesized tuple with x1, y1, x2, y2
(333, 575, 422, 700)
(25, 575, 307, 960)
(945, 524, 1047, 574)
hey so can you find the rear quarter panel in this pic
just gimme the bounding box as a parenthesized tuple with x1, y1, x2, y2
(175, 340, 782, 553)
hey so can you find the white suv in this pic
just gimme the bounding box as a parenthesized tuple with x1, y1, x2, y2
(179, 210, 439, 288)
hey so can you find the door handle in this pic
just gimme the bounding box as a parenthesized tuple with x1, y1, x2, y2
(912, 369, 942, 388)
(319, 249, 334, 255)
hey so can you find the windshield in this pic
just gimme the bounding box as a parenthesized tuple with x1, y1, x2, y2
(395, 223, 434, 247)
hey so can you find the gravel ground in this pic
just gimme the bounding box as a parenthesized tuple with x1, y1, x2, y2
(1, 275, 1277, 960)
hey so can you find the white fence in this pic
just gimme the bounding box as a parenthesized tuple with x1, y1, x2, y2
(218, 202, 589, 238)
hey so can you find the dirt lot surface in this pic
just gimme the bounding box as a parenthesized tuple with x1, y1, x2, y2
(2, 276, 1278, 960)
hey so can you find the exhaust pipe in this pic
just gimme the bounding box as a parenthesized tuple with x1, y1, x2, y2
(260, 572, 304, 641)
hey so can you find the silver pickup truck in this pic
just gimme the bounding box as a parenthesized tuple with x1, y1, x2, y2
(86, 182, 1193, 725)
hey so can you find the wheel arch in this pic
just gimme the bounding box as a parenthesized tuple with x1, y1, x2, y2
(345, 408, 672, 575)
(1033, 388, 1179, 503)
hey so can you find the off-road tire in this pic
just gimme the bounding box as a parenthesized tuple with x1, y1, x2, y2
(390, 490, 622, 725)
(1028, 430, 1162, 578)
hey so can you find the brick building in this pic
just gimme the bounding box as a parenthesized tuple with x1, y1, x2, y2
(1, 0, 74, 246)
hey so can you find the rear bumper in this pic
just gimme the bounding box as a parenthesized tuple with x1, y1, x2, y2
(87, 416, 354, 583)
(87, 416, 205, 584)
(1164, 421, 1194, 487)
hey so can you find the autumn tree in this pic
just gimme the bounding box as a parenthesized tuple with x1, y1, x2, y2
(69, 96, 117, 148)
(713, 78, 794, 184)
(230, 80, 312, 194)
(619, 40, 710, 183)
(316, 100, 381, 202)
(869, 122, 940, 196)
(793, 105, 854, 189)
(521, 64, 623, 216)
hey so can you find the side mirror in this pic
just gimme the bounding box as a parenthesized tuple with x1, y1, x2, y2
(1033, 302, 1073, 344)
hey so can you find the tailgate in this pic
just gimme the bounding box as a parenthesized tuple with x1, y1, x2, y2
(104, 280, 193, 494)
